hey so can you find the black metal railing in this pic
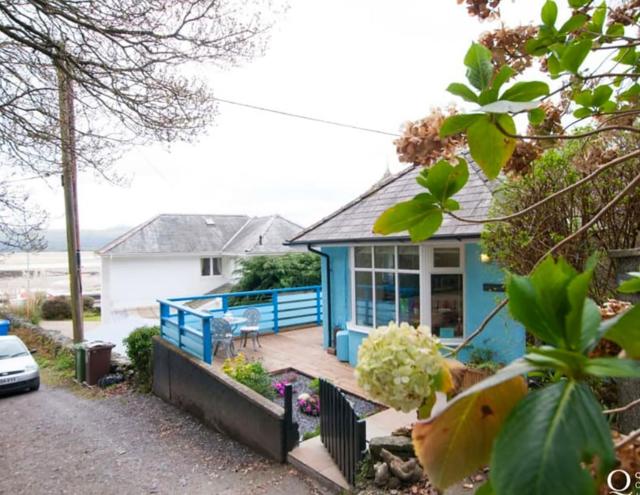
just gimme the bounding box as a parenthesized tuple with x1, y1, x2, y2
(319, 378, 366, 486)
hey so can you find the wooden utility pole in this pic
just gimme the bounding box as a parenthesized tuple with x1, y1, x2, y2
(55, 52, 84, 343)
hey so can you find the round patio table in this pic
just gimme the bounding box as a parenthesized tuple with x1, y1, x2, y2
(223, 316, 247, 337)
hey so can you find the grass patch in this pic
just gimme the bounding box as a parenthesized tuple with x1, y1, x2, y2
(302, 425, 320, 441)
(83, 310, 101, 322)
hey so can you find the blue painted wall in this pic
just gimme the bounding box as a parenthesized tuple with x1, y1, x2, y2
(321, 247, 351, 348)
(460, 243, 525, 364)
(320, 242, 525, 366)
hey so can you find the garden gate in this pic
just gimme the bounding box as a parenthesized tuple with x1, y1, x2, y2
(319, 378, 367, 486)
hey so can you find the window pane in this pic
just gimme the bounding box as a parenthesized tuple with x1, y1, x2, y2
(431, 274, 463, 338)
(354, 246, 372, 268)
(398, 245, 419, 270)
(433, 247, 460, 268)
(200, 257, 211, 276)
(399, 273, 420, 327)
(212, 257, 222, 275)
(375, 272, 396, 326)
(355, 272, 373, 326)
(374, 246, 395, 269)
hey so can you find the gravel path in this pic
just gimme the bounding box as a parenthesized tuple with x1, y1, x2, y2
(0, 385, 329, 495)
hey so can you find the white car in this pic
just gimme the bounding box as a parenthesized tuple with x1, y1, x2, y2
(0, 335, 40, 394)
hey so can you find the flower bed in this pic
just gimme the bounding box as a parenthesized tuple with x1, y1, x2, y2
(270, 368, 384, 438)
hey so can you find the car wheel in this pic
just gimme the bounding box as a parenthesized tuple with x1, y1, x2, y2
(31, 378, 40, 391)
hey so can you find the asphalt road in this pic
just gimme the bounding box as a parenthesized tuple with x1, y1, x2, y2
(0, 384, 328, 495)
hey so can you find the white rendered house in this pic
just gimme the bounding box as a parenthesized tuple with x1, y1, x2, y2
(97, 214, 304, 321)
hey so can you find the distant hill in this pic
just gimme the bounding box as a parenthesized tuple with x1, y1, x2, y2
(44, 226, 131, 251)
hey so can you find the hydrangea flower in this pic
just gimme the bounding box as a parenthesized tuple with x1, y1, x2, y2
(355, 322, 447, 413)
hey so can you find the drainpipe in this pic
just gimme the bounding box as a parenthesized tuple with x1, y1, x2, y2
(307, 244, 333, 349)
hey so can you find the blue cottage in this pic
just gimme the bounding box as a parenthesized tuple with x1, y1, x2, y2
(287, 161, 525, 366)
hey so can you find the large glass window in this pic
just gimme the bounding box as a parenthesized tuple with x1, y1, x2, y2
(352, 244, 465, 339)
(355, 271, 373, 326)
(399, 273, 420, 327)
(430, 274, 463, 338)
(353, 245, 420, 328)
(375, 272, 396, 326)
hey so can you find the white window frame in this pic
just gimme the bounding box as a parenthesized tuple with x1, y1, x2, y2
(349, 242, 466, 344)
(200, 256, 222, 277)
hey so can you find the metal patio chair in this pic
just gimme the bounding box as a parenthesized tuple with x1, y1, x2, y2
(212, 317, 235, 358)
(239, 308, 262, 351)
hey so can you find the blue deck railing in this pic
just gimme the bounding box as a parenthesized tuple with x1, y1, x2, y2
(157, 285, 323, 364)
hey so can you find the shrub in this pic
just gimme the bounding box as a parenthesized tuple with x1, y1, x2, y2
(82, 296, 95, 311)
(4, 292, 46, 324)
(41, 296, 72, 320)
(309, 377, 320, 394)
(302, 425, 320, 441)
(222, 353, 274, 399)
(123, 326, 160, 392)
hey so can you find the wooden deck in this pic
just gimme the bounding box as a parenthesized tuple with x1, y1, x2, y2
(211, 326, 367, 397)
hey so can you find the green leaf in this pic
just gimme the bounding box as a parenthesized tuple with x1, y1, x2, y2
(408, 209, 443, 242)
(412, 373, 527, 490)
(507, 257, 573, 347)
(425, 158, 469, 203)
(500, 81, 550, 102)
(547, 54, 562, 76)
(416, 171, 430, 190)
(568, 0, 589, 7)
(592, 85, 613, 107)
(559, 13, 588, 33)
(464, 43, 494, 91)
(614, 46, 637, 66)
(491, 381, 616, 495)
(606, 22, 625, 38)
(599, 304, 640, 358)
(440, 114, 483, 137)
(528, 107, 545, 125)
(467, 114, 516, 180)
(561, 39, 592, 73)
(573, 107, 593, 119)
(565, 254, 600, 350)
(443, 198, 460, 211)
(541, 0, 558, 27)
(618, 272, 640, 293)
(526, 37, 551, 56)
(447, 83, 479, 103)
(491, 65, 515, 92)
(574, 90, 593, 107)
(525, 347, 588, 376)
(590, 2, 606, 33)
(620, 84, 640, 102)
(584, 358, 640, 378)
(373, 195, 437, 233)
(475, 481, 495, 495)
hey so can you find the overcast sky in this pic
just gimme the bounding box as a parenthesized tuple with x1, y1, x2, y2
(30, 0, 545, 231)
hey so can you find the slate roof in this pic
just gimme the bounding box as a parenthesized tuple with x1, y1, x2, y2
(98, 214, 304, 256)
(288, 154, 495, 245)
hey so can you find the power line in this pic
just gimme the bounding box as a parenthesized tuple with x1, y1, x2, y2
(214, 97, 401, 137)
(0, 172, 59, 184)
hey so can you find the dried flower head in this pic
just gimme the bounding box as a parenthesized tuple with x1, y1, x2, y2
(395, 108, 465, 167)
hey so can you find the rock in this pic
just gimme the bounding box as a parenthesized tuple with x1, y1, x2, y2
(380, 449, 423, 483)
(370, 435, 415, 462)
(388, 476, 401, 489)
(374, 462, 390, 487)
